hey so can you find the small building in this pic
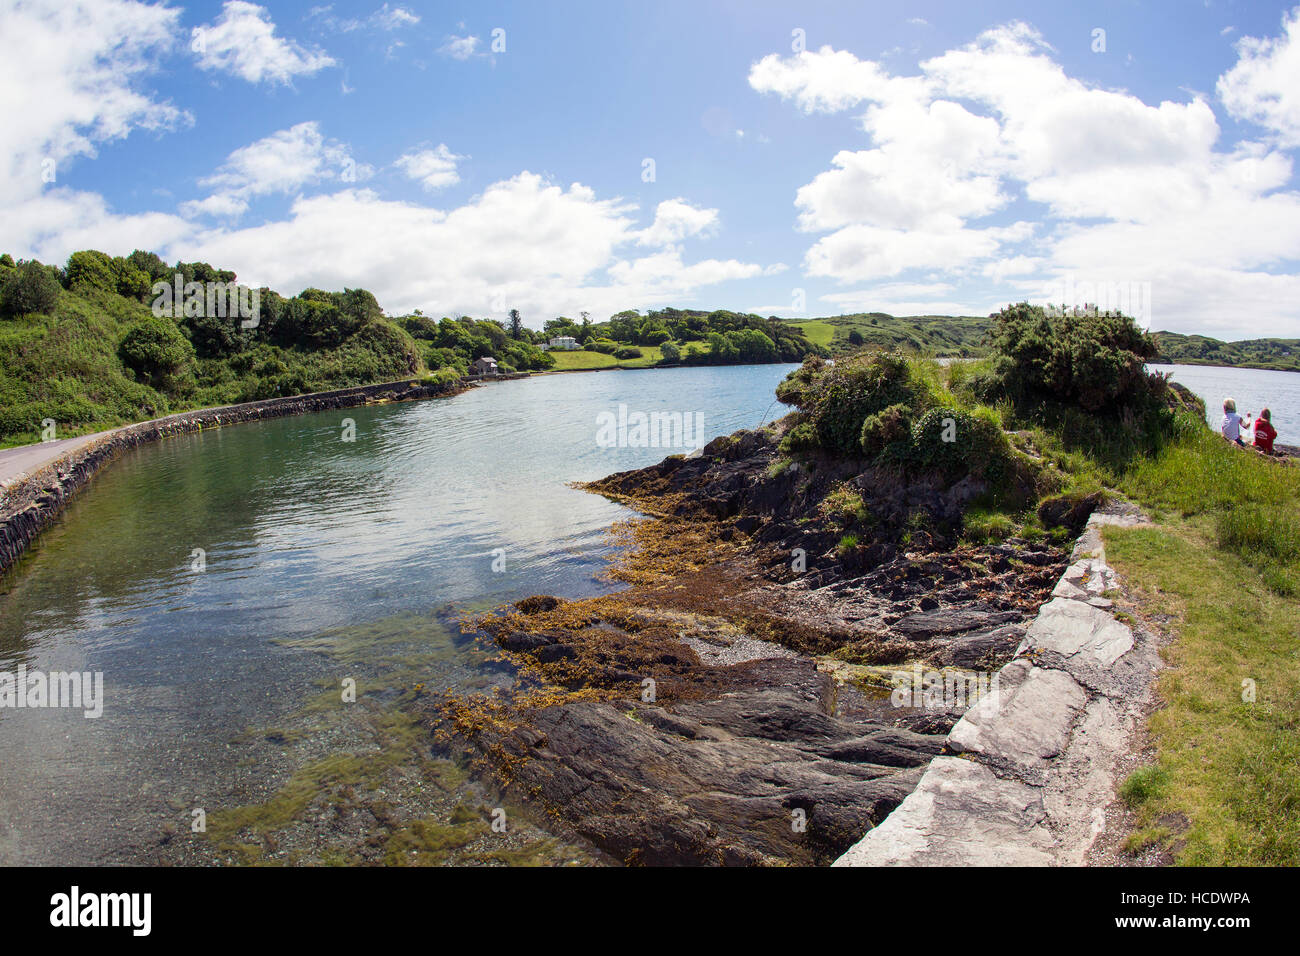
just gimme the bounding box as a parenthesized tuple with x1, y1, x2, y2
(547, 336, 580, 350)
(472, 356, 499, 376)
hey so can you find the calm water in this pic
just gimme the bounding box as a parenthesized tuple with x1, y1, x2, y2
(0, 364, 796, 864)
(1151, 363, 1300, 440)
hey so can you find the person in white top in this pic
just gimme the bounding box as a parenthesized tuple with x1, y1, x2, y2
(1221, 397, 1252, 446)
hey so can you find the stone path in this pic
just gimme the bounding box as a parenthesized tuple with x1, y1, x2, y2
(834, 505, 1160, 866)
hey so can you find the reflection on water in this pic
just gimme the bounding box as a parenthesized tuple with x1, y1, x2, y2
(0, 364, 796, 864)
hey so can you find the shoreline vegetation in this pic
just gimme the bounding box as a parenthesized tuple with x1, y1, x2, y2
(3, 248, 1295, 451)
(433, 303, 1300, 866)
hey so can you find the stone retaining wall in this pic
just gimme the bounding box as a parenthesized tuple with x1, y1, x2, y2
(0, 377, 463, 576)
(834, 503, 1161, 866)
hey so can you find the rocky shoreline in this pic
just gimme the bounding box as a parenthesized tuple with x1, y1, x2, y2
(434, 424, 1086, 865)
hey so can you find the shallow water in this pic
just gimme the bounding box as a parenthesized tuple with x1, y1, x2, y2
(0, 364, 797, 864)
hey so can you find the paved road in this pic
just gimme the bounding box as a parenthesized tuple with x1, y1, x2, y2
(0, 431, 112, 489)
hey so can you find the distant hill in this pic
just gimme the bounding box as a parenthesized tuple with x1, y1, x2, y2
(1151, 331, 1300, 373)
(783, 313, 1300, 374)
(784, 313, 991, 356)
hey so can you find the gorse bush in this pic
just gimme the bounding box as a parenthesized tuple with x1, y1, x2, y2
(984, 302, 1163, 414)
(774, 349, 1030, 499)
(908, 407, 1017, 485)
(777, 350, 916, 455)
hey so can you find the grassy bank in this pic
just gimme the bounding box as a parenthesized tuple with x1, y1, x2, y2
(1096, 423, 1300, 864)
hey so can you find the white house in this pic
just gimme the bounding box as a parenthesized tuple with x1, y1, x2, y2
(546, 336, 580, 350)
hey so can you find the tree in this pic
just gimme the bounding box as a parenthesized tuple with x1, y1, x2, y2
(1, 261, 61, 317)
(65, 250, 117, 293)
(509, 308, 523, 339)
(119, 317, 195, 388)
(848, 329, 865, 346)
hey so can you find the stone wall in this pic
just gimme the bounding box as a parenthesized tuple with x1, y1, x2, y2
(0, 377, 463, 576)
(834, 503, 1161, 866)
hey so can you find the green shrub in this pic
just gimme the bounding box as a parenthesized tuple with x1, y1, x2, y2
(1, 261, 61, 316)
(985, 302, 1164, 414)
(775, 350, 917, 455)
(614, 346, 642, 360)
(860, 402, 911, 456)
(119, 317, 195, 388)
(909, 406, 1016, 484)
(65, 250, 118, 293)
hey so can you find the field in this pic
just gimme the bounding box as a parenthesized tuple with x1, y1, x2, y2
(546, 346, 665, 371)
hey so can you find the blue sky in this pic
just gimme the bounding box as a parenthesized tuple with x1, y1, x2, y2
(2, 0, 1299, 337)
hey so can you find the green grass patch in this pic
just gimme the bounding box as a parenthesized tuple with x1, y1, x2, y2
(1103, 520, 1300, 864)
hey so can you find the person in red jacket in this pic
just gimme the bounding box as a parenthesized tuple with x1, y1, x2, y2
(1253, 407, 1277, 454)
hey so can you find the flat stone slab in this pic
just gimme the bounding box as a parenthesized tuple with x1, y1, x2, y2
(947, 660, 1088, 782)
(1023, 598, 1133, 669)
(832, 757, 1056, 866)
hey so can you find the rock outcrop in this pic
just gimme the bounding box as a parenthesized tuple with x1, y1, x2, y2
(834, 505, 1160, 866)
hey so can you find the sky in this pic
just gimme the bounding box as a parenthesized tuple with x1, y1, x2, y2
(1, 0, 1298, 339)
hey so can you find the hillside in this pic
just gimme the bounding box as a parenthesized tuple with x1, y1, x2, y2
(1152, 331, 1300, 372)
(0, 250, 560, 448)
(785, 313, 992, 356)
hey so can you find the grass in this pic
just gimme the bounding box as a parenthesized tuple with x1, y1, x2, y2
(547, 345, 666, 371)
(787, 319, 834, 348)
(1103, 519, 1300, 864)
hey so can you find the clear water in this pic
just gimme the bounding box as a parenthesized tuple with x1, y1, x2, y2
(1151, 363, 1300, 441)
(0, 364, 797, 864)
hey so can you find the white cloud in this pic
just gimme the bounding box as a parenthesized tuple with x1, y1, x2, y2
(1218, 7, 1300, 147)
(0, 0, 187, 204)
(749, 46, 929, 114)
(181, 122, 372, 218)
(193, 1, 335, 85)
(804, 224, 1008, 282)
(394, 145, 464, 191)
(371, 4, 419, 30)
(168, 174, 765, 319)
(751, 21, 1300, 336)
(309, 3, 419, 33)
(636, 198, 719, 245)
(439, 35, 479, 60)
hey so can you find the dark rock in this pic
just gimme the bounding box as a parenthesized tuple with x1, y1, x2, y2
(939, 624, 1027, 667)
(894, 607, 1022, 640)
(475, 657, 947, 865)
